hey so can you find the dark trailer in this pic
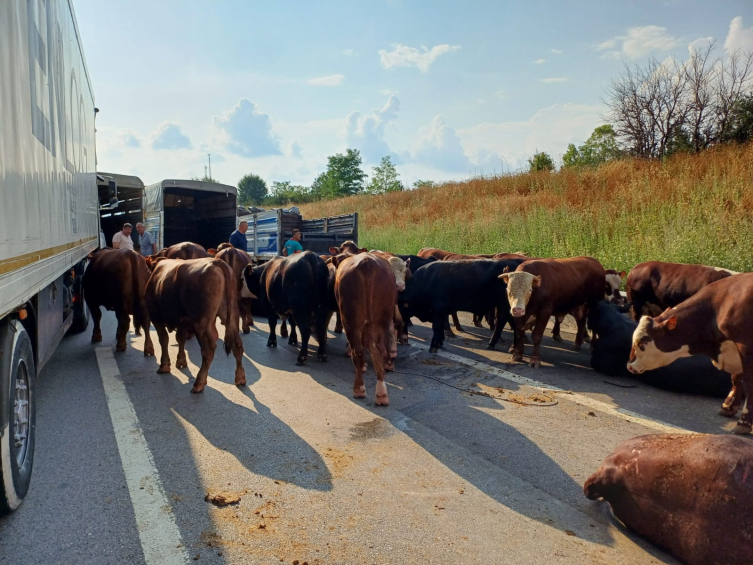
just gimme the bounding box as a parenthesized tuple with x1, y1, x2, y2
(144, 179, 238, 251)
(97, 172, 145, 247)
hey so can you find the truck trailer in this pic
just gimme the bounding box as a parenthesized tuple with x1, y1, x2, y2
(0, 0, 99, 511)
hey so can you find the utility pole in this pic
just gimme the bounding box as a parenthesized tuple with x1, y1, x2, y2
(207, 154, 212, 180)
(204, 165, 208, 179)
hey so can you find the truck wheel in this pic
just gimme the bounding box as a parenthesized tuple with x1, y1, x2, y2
(0, 320, 36, 513)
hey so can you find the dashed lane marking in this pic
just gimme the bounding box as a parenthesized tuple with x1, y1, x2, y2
(96, 347, 188, 565)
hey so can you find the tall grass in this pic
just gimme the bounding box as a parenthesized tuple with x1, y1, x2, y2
(300, 143, 753, 273)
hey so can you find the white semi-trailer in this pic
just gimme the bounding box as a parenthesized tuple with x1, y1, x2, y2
(0, 0, 98, 511)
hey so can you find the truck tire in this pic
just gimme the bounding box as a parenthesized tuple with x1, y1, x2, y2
(0, 320, 36, 513)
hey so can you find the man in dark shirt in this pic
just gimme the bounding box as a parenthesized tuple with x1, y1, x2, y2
(229, 221, 248, 252)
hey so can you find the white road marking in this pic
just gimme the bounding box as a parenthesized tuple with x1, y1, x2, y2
(408, 342, 689, 434)
(95, 347, 188, 565)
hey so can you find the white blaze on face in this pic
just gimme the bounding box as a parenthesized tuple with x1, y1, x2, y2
(387, 257, 408, 292)
(605, 273, 622, 300)
(502, 272, 539, 317)
(240, 272, 256, 299)
(627, 316, 690, 374)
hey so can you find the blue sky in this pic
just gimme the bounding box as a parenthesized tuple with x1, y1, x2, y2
(74, 0, 753, 188)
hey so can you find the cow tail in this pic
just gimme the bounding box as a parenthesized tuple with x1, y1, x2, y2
(131, 252, 147, 334)
(223, 261, 241, 356)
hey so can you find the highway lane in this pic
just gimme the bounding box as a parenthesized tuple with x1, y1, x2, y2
(0, 309, 730, 564)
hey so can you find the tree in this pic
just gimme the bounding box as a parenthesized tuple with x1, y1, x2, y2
(311, 148, 366, 200)
(265, 181, 312, 206)
(562, 125, 623, 168)
(721, 93, 753, 144)
(413, 179, 435, 189)
(528, 151, 554, 172)
(367, 156, 404, 194)
(191, 175, 219, 183)
(237, 174, 268, 205)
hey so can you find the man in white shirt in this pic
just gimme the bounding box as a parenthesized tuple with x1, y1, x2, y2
(112, 223, 134, 251)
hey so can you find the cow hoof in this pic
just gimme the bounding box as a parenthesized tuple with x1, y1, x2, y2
(398, 335, 409, 345)
(116, 344, 127, 352)
(176, 359, 188, 369)
(529, 358, 541, 368)
(288, 338, 298, 346)
(445, 332, 456, 339)
(334, 327, 343, 334)
(144, 347, 155, 357)
(134, 329, 142, 336)
(511, 352, 523, 362)
(523, 337, 532, 345)
(91, 335, 103, 343)
(157, 364, 171, 374)
(719, 406, 739, 418)
(242, 328, 250, 334)
(235, 373, 247, 387)
(552, 335, 563, 342)
(267, 340, 277, 348)
(485, 344, 496, 350)
(732, 423, 752, 435)
(429, 347, 439, 354)
(296, 357, 307, 366)
(571, 344, 582, 351)
(190, 385, 205, 394)
(584, 336, 592, 344)
(317, 353, 328, 362)
(353, 389, 366, 399)
(376, 394, 390, 406)
(386, 361, 395, 372)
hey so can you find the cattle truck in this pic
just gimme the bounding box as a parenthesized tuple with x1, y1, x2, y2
(238, 208, 359, 261)
(0, 0, 99, 511)
(144, 179, 238, 252)
(97, 172, 145, 248)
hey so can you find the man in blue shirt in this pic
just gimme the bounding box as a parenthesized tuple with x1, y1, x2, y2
(229, 221, 248, 252)
(135, 223, 156, 256)
(283, 229, 303, 256)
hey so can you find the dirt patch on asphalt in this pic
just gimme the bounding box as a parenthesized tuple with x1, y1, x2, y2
(349, 417, 396, 441)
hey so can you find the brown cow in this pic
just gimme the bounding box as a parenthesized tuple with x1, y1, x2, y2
(145, 258, 246, 394)
(215, 247, 254, 333)
(501, 257, 606, 368)
(333, 253, 397, 405)
(584, 433, 753, 565)
(83, 249, 154, 356)
(147, 241, 210, 266)
(207, 242, 234, 256)
(329, 240, 367, 255)
(626, 261, 737, 321)
(627, 273, 753, 432)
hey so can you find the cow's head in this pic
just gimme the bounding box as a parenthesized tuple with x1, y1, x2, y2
(387, 256, 409, 292)
(241, 264, 260, 299)
(605, 269, 626, 305)
(626, 314, 690, 374)
(498, 271, 540, 317)
(145, 255, 167, 272)
(329, 240, 366, 255)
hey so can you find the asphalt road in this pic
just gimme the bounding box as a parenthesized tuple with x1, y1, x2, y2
(0, 309, 734, 564)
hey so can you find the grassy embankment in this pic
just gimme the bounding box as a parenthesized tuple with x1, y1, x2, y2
(300, 143, 753, 274)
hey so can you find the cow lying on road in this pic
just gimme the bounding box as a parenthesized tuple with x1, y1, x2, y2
(626, 261, 736, 320)
(243, 251, 331, 366)
(333, 253, 397, 405)
(627, 273, 753, 433)
(501, 257, 606, 368)
(84, 248, 154, 356)
(145, 258, 245, 394)
(588, 301, 730, 397)
(584, 433, 753, 565)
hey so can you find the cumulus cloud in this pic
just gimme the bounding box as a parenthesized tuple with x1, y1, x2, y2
(307, 74, 345, 86)
(725, 16, 753, 55)
(378, 43, 461, 73)
(290, 141, 302, 158)
(534, 58, 546, 64)
(597, 25, 683, 59)
(342, 49, 355, 56)
(688, 36, 715, 54)
(540, 77, 568, 83)
(345, 95, 400, 163)
(98, 128, 141, 152)
(150, 122, 192, 150)
(410, 116, 471, 172)
(551, 48, 563, 55)
(213, 99, 281, 158)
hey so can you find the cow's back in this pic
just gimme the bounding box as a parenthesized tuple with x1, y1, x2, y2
(216, 247, 252, 287)
(627, 261, 733, 310)
(84, 248, 142, 311)
(520, 257, 605, 314)
(161, 242, 210, 260)
(336, 253, 396, 313)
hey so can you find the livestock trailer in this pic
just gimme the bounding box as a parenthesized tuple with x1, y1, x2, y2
(238, 208, 359, 262)
(0, 0, 99, 511)
(144, 179, 238, 252)
(97, 172, 145, 248)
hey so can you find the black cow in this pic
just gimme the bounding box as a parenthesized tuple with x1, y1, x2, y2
(243, 251, 331, 365)
(394, 254, 438, 272)
(399, 258, 526, 353)
(588, 301, 730, 397)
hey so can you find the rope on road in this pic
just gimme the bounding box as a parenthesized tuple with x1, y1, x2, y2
(390, 369, 559, 407)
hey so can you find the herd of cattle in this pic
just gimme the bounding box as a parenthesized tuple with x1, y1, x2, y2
(82, 239, 753, 565)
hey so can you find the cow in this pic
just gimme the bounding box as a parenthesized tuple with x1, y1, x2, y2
(332, 253, 397, 405)
(329, 241, 367, 255)
(145, 242, 210, 270)
(399, 258, 526, 353)
(584, 433, 753, 565)
(145, 258, 246, 394)
(500, 257, 606, 368)
(605, 269, 626, 305)
(207, 242, 234, 256)
(243, 251, 330, 366)
(626, 261, 737, 321)
(626, 274, 753, 433)
(83, 248, 154, 356)
(588, 301, 730, 397)
(370, 251, 410, 292)
(215, 247, 254, 333)
(417, 248, 496, 261)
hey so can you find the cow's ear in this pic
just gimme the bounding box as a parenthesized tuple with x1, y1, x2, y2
(532, 275, 542, 288)
(502, 266, 510, 273)
(498, 274, 510, 283)
(665, 316, 677, 331)
(330, 256, 341, 268)
(359, 247, 368, 253)
(405, 257, 411, 270)
(328, 246, 339, 255)
(207, 248, 217, 256)
(619, 271, 626, 279)
(243, 264, 253, 277)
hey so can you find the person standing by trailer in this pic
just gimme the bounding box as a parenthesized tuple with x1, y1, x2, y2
(135, 222, 156, 256)
(112, 223, 134, 250)
(230, 221, 248, 252)
(283, 229, 304, 256)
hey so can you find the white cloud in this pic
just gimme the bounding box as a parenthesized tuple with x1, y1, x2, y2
(378, 43, 461, 73)
(345, 96, 400, 163)
(534, 58, 546, 64)
(213, 99, 281, 158)
(597, 25, 683, 59)
(290, 141, 302, 159)
(380, 88, 399, 96)
(540, 77, 568, 83)
(342, 49, 355, 56)
(410, 116, 471, 172)
(725, 16, 753, 55)
(307, 74, 345, 86)
(98, 128, 141, 152)
(150, 122, 192, 150)
(551, 48, 563, 55)
(688, 36, 715, 54)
